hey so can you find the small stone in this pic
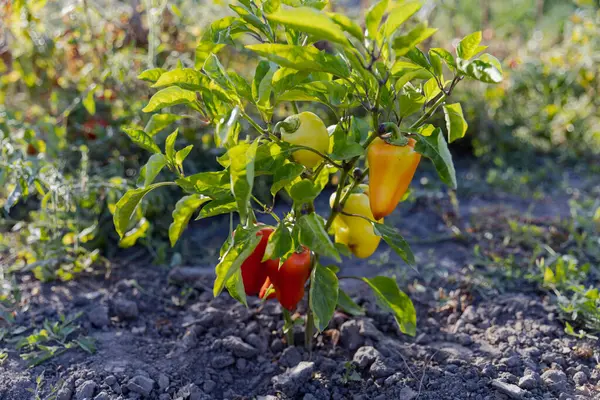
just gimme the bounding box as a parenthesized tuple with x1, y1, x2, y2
(212, 354, 235, 369)
(93, 392, 109, 400)
(461, 306, 480, 324)
(75, 380, 96, 400)
(270, 338, 284, 353)
(384, 372, 402, 386)
(159, 395, 171, 400)
(541, 369, 567, 393)
(369, 358, 394, 378)
(193, 306, 223, 327)
(398, 386, 418, 400)
(203, 380, 217, 393)
(272, 361, 315, 396)
(88, 306, 109, 328)
(340, 320, 364, 351)
(104, 376, 116, 386)
(222, 335, 258, 358)
(56, 388, 73, 400)
(353, 346, 381, 369)
(245, 333, 268, 353)
(518, 375, 538, 390)
(280, 346, 302, 368)
(157, 374, 169, 390)
(481, 363, 497, 378)
(490, 380, 527, 399)
(573, 371, 587, 386)
(127, 375, 155, 397)
(112, 299, 139, 320)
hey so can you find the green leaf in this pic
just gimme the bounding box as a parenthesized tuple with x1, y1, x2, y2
(175, 145, 193, 170)
(404, 47, 431, 70)
(443, 103, 468, 143)
(203, 53, 235, 92)
(297, 213, 340, 261)
(195, 42, 226, 69)
(229, 141, 258, 223)
(137, 153, 167, 188)
(458, 59, 502, 84)
(144, 113, 183, 136)
(142, 87, 198, 113)
(123, 128, 161, 154)
(119, 217, 150, 248)
(365, 0, 388, 39)
(456, 31, 486, 60)
(414, 128, 457, 189)
(263, 222, 294, 262)
(329, 124, 364, 160)
(290, 179, 320, 206)
(478, 53, 503, 75)
(430, 48, 456, 70)
(196, 197, 237, 220)
(393, 23, 437, 57)
(214, 225, 262, 297)
(271, 162, 304, 195)
(113, 182, 173, 238)
(165, 129, 178, 163)
(169, 194, 210, 247)
(229, 71, 253, 100)
(230, 4, 271, 39)
(215, 106, 241, 148)
(372, 222, 415, 265)
(362, 276, 416, 336)
(225, 269, 248, 306)
(398, 89, 425, 118)
(245, 44, 350, 78)
(176, 171, 231, 198)
(263, 0, 281, 13)
(310, 263, 339, 332)
(152, 68, 209, 91)
(381, 1, 421, 39)
(337, 289, 365, 316)
(138, 68, 166, 83)
(267, 7, 348, 45)
(83, 91, 96, 115)
(328, 12, 363, 41)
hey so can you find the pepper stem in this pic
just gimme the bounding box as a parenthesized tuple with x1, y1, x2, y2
(282, 309, 295, 346)
(273, 115, 300, 135)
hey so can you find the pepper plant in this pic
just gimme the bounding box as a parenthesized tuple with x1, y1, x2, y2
(113, 0, 502, 349)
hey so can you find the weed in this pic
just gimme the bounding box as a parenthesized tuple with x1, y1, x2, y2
(15, 313, 96, 367)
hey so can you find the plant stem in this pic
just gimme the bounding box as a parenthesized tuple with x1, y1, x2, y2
(409, 94, 446, 130)
(242, 112, 266, 135)
(325, 168, 350, 231)
(290, 145, 344, 169)
(282, 309, 295, 346)
(292, 101, 300, 114)
(305, 252, 317, 353)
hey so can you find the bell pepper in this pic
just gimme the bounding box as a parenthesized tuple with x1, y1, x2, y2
(367, 137, 421, 220)
(266, 246, 311, 311)
(279, 112, 329, 168)
(240, 227, 277, 296)
(329, 185, 382, 258)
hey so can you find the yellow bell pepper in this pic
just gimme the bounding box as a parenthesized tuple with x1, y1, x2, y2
(279, 112, 330, 168)
(367, 137, 421, 220)
(329, 185, 382, 258)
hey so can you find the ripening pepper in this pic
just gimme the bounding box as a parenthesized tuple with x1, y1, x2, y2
(259, 276, 276, 300)
(240, 227, 277, 296)
(279, 112, 329, 168)
(266, 246, 311, 311)
(330, 185, 382, 258)
(367, 137, 421, 220)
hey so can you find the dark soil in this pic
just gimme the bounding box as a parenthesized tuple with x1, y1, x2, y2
(1, 162, 599, 400)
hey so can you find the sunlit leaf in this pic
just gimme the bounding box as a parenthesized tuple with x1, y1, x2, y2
(169, 194, 210, 246)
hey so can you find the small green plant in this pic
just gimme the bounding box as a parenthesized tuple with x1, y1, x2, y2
(15, 313, 96, 367)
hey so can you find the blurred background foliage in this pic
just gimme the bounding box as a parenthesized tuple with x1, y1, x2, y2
(0, 0, 599, 281)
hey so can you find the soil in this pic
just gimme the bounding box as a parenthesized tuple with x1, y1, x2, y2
(1, 161, 599, 400)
